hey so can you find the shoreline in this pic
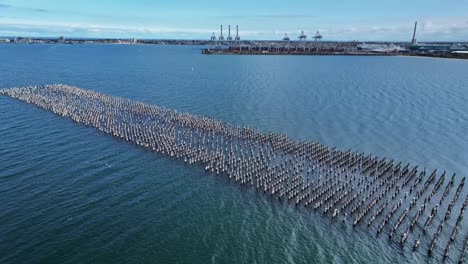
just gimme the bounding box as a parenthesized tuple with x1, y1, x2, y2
(202, 49, 468, 60)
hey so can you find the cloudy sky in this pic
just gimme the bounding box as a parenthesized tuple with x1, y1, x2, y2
(0, 0, 467, 41)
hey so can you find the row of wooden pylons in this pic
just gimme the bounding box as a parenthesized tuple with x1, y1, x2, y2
(1, 84, 466, 263)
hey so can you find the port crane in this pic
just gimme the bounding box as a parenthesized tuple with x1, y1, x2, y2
(218, 25, 224, 41)
(298, 31, 307, 41)
(313, 31, 322, 42)
(235, 25, 240, 41)
(227, 25, 233, 42)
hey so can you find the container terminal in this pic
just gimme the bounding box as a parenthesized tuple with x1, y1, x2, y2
(202, 22, 468, 59)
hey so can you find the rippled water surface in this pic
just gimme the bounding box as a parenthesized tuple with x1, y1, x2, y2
(0, 44, 467, 264)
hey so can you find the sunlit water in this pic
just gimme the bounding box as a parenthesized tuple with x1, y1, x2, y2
(1, 44, 467, 263)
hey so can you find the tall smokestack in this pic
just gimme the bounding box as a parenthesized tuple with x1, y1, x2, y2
(411, 21, 417, 45)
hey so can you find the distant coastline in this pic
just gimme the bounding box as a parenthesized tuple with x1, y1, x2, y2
(0, 37, 467, 46)
(1, 37, 467, 60)
(202, 49, 468, 60)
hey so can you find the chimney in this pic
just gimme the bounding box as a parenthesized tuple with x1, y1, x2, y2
(411, 21, 417, 45)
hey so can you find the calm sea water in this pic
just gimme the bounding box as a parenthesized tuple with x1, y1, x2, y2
(0, 44, 467, 264)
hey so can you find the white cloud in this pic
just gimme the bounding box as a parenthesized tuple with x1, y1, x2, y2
(1, 17, 467, 41)
(0, 18, 269, 39)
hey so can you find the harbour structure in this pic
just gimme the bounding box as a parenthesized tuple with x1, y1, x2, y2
(210, 32, 216, 41)
(202, 40, 468, 58)
(410, 42, 456, 52)
(219, 25, 224, 41)
(202, 21, 467, 57)
(1, 84, 467, 263)
(313, 31, 322, 51)
(313, 31, 322, 42)
(235, 25, 240, 41)
(408, 21, 462, 52)
(282, 33, 291, 51)
(357, 43, 404, 53)
(227, 25, 233, 42)
(218, 25, 444, 55)
(295, 31, 307, 51)
(298, 30, 307, 41)
(411, 21, 418, 45)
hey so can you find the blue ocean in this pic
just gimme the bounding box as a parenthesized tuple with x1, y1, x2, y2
(1, 44, 467, 263)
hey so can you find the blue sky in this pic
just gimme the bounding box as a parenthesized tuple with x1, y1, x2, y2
(0, 0, 467, 41)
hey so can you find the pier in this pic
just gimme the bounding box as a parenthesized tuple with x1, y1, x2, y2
(1, 84, 466, 262)
(201, 43, 468, 59)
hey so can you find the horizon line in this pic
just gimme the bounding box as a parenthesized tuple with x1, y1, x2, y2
(1, 36, 467, 43)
